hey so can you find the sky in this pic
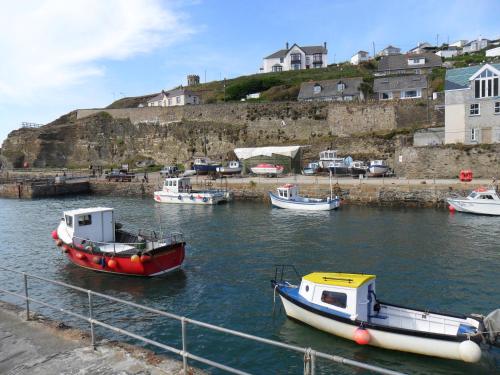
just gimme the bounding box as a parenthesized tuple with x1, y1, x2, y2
(0, 0, 499, 144)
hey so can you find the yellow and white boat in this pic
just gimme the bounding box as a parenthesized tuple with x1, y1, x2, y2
(272, 267, 500, 363)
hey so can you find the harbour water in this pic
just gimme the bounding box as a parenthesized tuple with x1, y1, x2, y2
(0, 196, 499, 374)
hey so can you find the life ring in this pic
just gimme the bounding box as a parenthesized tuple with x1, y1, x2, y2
(178, 195, 182, 200)
(202, 197, 208, 203)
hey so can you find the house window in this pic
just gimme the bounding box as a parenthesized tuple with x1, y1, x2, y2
(495, 102, 500, 114)
(402, 89, 420, 99)
(474, 70, 499, 98)
(313, 84, 321, 94)
(292, 64, 301, 70)
(337, 82, 345, 91)
(272, 65, 282, 72)
(176, 96, 181, 104)
(290, 53, 301, 62)
(471, 128, 479, 142)
(321, 291, 347, 308)
(78, 215, 92, 226)
(381, 92, 393, 100)
(279, 57, 284, 63)
(168, 98, 172, 105)
(469, 103, 480, 116)
(313, 53, 322, 63)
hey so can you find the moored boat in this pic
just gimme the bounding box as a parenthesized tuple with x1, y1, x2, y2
(216, 160, 242, 176)
(154, 176, 228, 205)
(193, 157, 221, 175)
(447, 186, 500, 215)
(349, 160, 368, 177)
(319, 150, 350, 175)
(269, 184, 340, 211)
(368, 160, 389, 176)
(272, 267, 500, 362)
(302, 162, 319, 175)
(52, 207, 185, 277)
(251, 163, 284, 176)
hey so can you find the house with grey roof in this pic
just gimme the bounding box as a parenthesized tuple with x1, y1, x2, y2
(147, 87, 200, 107)
(375, 52, 442, 76)
(261, 42, 327, 73)
(373, 74, 428, 100)
(444, 63, 500, 144)
(377, 45, 401, 56)
(350, 51, 370, 65)
(297, 78, 364, 102)
(463, 39, 490, 54)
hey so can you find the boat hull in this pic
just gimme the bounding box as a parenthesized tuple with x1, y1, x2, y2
(279, 295, 478, 362)
(154, 191, 227, 205)
(447, 198, 500, 215)
(327, 166, 350, 175)
(269, 192, 340, 211)
(216, 167, 242, 175)
(61, 243, 185, 277)
(251, 167, 284, 176)
(350, 167, 367, 176)
(369, 166, 389, 176)
(193, 164, 220, 175)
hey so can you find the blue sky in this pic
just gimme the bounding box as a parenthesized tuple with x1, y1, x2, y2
(0, 0, 499, 144)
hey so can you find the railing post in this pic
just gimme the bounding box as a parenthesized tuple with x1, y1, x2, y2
(304, 348, 312, 375)
(181, 317, 188, 374)
(88, 290, 96, 349)
(310, 350, 316, 375)
(23, 273, 30, 320)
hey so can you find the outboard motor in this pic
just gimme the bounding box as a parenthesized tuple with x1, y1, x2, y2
(482, 309, 500, 347)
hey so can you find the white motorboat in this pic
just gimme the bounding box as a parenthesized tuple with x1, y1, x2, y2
(269, 184, 340, 211)
(251, 163, 284, 176)
(349, 160, 368, 176)
(369, 160, 389, 176)
(319, 150, 350, 175)
(216, 161, 242, 176)
(154, 176, 228, 205)
(302, 162, 319, 175)
(272, 267, 500, 363)
(447, 187, 500, 215)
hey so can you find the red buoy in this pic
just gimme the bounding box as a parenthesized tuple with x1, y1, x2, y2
(51, 230, 59, 240)
(449, 205, 456, 213)
(107, 259, 117, 269)
(130, 254, 140, 263)
(75, 252, 86, 260)
(353, 328, 370, 345)
(92, 256, 101, 264)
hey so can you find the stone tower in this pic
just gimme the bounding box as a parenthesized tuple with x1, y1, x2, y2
(187, 75, 200, 86)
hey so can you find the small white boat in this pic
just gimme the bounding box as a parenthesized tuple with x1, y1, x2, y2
(319, 150, 350, 175)
(302, 162, 319, 175)
(272, 267, 500, 363)
(251, 163, 284, 176)
(216, 161, 242, 176)
(269, 184, 340, 211)
(182, 169, 197, 177)
(154, 176, 228, 205)
(447, 187, 500, 215)
(349, 160, 368, 177)
(369, 160, 389, 176)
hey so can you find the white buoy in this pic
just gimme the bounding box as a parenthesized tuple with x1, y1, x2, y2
(458, 340, 482, 363)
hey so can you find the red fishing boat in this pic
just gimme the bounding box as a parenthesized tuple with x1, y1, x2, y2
(51, 207, 185, 276)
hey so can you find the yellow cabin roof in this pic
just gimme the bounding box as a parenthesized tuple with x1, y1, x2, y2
(303, 272, 376, 288)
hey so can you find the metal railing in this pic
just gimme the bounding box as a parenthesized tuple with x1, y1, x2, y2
(0, 266, 405, 375)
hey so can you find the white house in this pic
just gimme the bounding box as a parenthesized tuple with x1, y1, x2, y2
(444, 63, 500, 144)
(408, 42, 433, 54)
(449, 40, 468, 48)
(486, 46, 500, 57)
(436, 47, 460, 58)
(147, 88, 199, 107)
(377, 45, 401, 56)
(463, 39, 490, 53)
(350, 51, 370, 65)
(261, 42, 328, 73)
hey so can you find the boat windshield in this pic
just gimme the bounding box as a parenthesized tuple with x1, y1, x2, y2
(469, 192, 477, 199)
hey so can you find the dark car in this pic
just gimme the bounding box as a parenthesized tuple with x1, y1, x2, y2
(105, 169, 135, 182)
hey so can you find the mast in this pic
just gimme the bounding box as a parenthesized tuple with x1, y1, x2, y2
(329, 170, 333, 200)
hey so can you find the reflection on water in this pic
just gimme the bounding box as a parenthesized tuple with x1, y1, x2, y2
(0, 197, 499, 374)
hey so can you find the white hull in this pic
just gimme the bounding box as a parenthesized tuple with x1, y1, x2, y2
(369, 166, 389, 176)
(251, 167, 283, 175)
(280, 296, 477, 362)
(447, 198, 500, 215)
(216, 167, 242, 175)
(153, 191, 226, 205)
(270, 194, 339, 211)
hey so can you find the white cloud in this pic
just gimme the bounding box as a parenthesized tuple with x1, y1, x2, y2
(0, 0, 194, 101)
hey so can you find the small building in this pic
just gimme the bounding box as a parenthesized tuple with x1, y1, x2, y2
(261, 42, 328, 73)
(486, 46, 500, 57)
(374, 74, 428, 100)
(436, 47, 460, 59)
(187, 74, 200, 86)
(350, 51, 370, 65)
(147, 88, 200, 107)
(444, 63, 500, 144)
(377, 45, 401, 56)
(375, 52, 442, 76)
(463, 39, 490, 54)
(408, 42, 436, 54)
(234, 146, 302, 174)
(298, 78, 364, 102)
(449, 40, 468, 48)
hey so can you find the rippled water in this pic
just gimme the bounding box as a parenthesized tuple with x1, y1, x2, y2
(0, 196, 499, 374)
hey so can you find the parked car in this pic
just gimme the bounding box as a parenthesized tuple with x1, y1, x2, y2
(159, 165, 179, 177)
(105, 169, 135, 182)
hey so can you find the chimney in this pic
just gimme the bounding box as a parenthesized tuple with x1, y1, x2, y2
(324, 42, 327, 49)
(286, 42, 289, 50)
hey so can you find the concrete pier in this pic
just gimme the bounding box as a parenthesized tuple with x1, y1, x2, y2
(0, 180, 90, 199)
(0, 301, 202, 375)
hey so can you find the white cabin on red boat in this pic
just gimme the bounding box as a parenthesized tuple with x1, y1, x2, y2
(60, 207, 115, 245)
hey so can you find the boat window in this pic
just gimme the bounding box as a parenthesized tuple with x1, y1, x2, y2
(65, 215, 73, 228)
(469, 192, 477, 198)
(173, 181, 177, 186)
(78, 214, 92, 226)
(283, 190, 288, 198)
(484, 195, 494, 199)
(321, 291, 347, 308)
